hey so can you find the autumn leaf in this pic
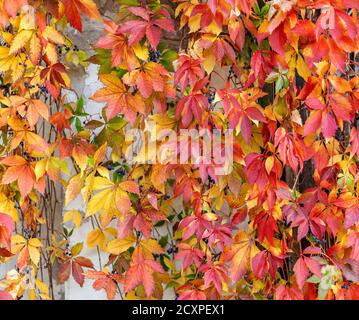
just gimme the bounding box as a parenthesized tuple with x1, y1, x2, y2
(1, 156, 36, 198)
(84, 269, 120, 299)
(0, 213, 14, 257)
(95, 20, 138, 70)
(58, 256, 94, 287)
(61, 0, 101, 32)
(124, 247, 164, 297)
(294, 256, 321, 289)
(220, 230, 257, 282)
(91, 74, 145, 123)
(106, 235, 135, 255)
(2, 0, 27, 18)
(119, 6, 174, 49)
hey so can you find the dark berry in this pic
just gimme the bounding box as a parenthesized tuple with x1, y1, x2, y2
(208, 91, 215, 104)
(116, 168, 126, 176)
(149, 50, 161, 62)
(23, 228, 31, 240)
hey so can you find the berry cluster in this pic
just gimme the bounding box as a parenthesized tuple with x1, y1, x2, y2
(149, 49, 161, 62)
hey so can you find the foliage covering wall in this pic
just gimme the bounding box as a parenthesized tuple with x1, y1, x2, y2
(0, 0, 358, 300)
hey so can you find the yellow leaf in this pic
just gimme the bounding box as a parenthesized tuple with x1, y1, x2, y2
(104, 227, 117, 238)
(0, 193, 18, 221)
(35, 159, 47, 180)
(28, 246, 40, 265)
(132, 43, 149, 61)
(163, 256, 175, 271)
(222, 231, 257, 282)
(29, 289, 36, 300)
(42, 26, 65, 45)
(63, 210, 83, 229)
(273, 96, 288, 121)
(29, 238, 42, 248)
(296, 55, 310, 81)
(9, 30, 33, 55)
(141, 239, 164, 256)
(265, 156, 274, 175)
(106, 236, 135, 255)
(11, 234, 26, 245)
(203, 49, 216, 74)
(87, 228, 107, 250)
(35, 279, 49, 296)
(29, 35, 41, 65)
(92, 176, 114, 191)
(71, 242, 83, 256)
(86, 188, 114, 217)
(65, 174, 84, 206)
(188, 14, 201, 33)
(94, 143, 108, 166)
(96, 166, 110, 179)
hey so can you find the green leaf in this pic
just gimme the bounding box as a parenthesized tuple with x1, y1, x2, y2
(75, 117, 83, 131)
(118, 0, 139, 5)
(159, 235, 168, 248)
(162, 50, 178, 61)
(265, 72, 279, 83)
(261, 4, 270, 16)
(165, 281, 178, 289)
(108, 116, 127, 130)
(76, 97, 84, 114)
(275, 76, 284, 94)
(92, 49, 112, 74)
(71, 242, 83, 256)
(253, 2, 261, 15)
(307, 275, 321, 284)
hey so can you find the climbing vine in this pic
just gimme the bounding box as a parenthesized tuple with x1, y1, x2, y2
(0, 0, 358, 300)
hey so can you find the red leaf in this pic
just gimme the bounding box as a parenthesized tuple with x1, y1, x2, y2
(124, 247, 164, 297)
(269, 23, 286, 55)
(58, 261, 71, 284)
(303, 110, 322, 136)
(61, 0, 100, 32)
(276, 284, 304, 300)
(0, 290, 13, 300)
(321, 111, 336, 139)
(3, 0, 27, 17)
(303, 246, 322, 255)
(293, 257, 309, 289)
(72, 261, 85, 287)
(304, 256, 322, 278)
(344, 205, 359, 229)
(75, 256, 94, 268)
(252, 251, 268, 279)
(85, 270, 120, 300)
